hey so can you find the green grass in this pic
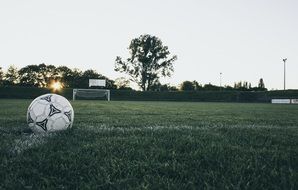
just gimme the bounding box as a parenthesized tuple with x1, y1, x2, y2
(0, 100, 298, 189)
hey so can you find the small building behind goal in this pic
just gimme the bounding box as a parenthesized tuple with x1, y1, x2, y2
(73, 79, 110, 101)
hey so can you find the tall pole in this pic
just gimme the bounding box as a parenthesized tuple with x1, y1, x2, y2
(283, 58, 287, 90)
(220, 72, 222, 91)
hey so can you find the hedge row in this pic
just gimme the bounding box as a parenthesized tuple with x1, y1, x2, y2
(110, 90, 298, 102)
(0, 86, 298, 102)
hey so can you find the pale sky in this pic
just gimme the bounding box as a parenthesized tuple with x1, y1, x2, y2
(0, 0, 297, 90)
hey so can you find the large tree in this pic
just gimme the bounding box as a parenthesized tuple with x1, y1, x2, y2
(115, 34, 177, 91)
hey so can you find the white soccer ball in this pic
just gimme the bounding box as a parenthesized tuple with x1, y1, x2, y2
(27, 94, 74, 133)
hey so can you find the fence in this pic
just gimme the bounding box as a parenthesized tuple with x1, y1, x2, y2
(0, 86, 298, 102)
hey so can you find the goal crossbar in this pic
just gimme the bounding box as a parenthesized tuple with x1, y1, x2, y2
(73, 89, 110, 101)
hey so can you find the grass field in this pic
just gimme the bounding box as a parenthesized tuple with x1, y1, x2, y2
(0, 99, 298, 189)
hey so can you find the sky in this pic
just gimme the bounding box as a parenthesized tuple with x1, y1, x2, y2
(0, 0, 297, 90)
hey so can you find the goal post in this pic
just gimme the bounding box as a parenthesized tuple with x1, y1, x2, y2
(72, 78, 110, 101)
(73, 89, 110, 101)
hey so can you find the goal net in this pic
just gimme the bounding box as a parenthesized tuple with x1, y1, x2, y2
(73, 89, 110, 101)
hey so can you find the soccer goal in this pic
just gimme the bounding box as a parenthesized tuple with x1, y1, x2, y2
(73, 89, 110, 101)
(73, 79, 110, 101)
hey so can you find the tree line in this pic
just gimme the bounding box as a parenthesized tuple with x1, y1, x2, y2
(0, 64, 117, 89)
(0, 64, 266, 91)
(177, 79, 267, 91)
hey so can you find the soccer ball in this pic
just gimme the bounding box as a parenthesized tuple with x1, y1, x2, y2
(27, 94, 74, 133)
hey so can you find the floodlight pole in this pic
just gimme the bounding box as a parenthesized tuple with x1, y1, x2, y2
(220, 72, 222, 91)
(283, 58, 287, 90)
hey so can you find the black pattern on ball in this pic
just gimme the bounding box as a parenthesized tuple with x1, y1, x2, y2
(49, 104, 62, 116)
(64, 110, 72, 122)
(41, 95, 52, 102)
(36, 119, 48, 131)
(27, 112, 34, 124)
